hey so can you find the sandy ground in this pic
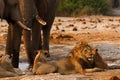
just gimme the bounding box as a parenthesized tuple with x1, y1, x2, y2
(0, 16, 120, 80)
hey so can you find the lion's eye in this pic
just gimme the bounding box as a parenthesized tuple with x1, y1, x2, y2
(84, 49, 87, 54)
(85, 50, 90, 53)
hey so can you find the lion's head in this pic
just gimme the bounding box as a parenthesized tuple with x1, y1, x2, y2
(0, 54, 11, 64)
(80, 44, 97, 63)
(69, 41, 98, 68)
(36, 50, 48, 63)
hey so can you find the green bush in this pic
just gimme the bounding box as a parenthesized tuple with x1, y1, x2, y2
(57, 0, 110, 16)
(57, 0, 77, 16)
(80, 6, 94, 15)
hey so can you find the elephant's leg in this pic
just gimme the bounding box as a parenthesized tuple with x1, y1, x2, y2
(5, 23, 14, 57)
(42, 25, 51, 57)
(12, 24, 22, 68)
(42, 14, 56, 57)
(22, 29, 33, 67)
(6, 23, 22, 68)
(32, 21, 42, 59)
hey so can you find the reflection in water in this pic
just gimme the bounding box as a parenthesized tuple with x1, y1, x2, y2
(19, 62, 29, 71)
(107, 60, 120, 69)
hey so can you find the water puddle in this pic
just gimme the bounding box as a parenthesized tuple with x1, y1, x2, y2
(19, 62, 29, 71)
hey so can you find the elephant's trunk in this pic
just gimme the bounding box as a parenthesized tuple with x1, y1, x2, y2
(17, 21, 31, 30)
(35, 15, 46, 26)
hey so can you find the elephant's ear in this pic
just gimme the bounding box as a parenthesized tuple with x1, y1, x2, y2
(0, 0, 5, 21)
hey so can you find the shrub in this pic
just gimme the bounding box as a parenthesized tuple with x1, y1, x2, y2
(57, 0, 110, 16)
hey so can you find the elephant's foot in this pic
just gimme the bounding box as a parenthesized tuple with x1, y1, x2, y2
(27, 62, 34, 70)
(12, 51, 19, 68)
(28, 64, 33, 70)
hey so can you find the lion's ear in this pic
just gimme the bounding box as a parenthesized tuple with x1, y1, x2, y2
(92, 49, 98, 55)
(94, 49, 99, 55)
(96, 49, 98, 52)
(34, 50, 41, 54)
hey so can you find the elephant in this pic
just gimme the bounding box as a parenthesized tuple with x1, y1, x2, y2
(1, 0, 46, 68)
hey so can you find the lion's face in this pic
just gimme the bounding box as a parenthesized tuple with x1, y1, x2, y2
(82, 46, 97, 62)
(69, 42, 97, 63)
(37, 50, 48, 62)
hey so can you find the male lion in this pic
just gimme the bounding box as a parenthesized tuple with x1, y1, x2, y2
(0, 54, 23, 78)
(32, 41, 108, 75)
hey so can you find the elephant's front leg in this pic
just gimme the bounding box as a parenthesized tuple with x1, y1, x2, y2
(42, 26, 51, 57)
(31, 21, 42, 59)
(12, 24, 22, 68)
(5, 23, 14, 57)
(6, 23, 22, 68)
(22, 29, 33, 67)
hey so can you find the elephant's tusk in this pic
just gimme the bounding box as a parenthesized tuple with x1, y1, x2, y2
(35, 15, 46, 26)
(17, 21, 31, 31)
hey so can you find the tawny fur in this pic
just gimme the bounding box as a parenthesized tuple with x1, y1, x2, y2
(0, 55, 23, 78)
(32, 41, 108, 75)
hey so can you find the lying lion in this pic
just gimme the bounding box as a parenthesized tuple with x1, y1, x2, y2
(32, 41, 108, 75)
(0, 54, 23, 78)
